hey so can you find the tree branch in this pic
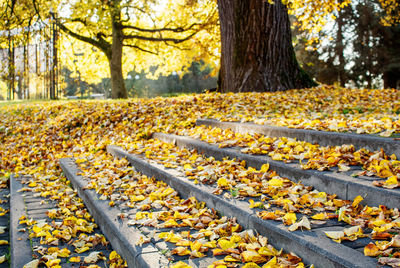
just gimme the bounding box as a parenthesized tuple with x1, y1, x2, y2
(122, 23, 200, 33)
(123, 32, 197, 43)
(124, 44, 158, 55)
(53, 16, 110, 56)
(163, 41, 191, 51)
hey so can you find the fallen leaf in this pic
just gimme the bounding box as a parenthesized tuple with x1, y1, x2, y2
(23, 259, 40, 268)
(84, 252, 106, 264)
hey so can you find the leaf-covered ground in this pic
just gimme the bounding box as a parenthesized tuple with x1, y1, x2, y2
(1, 86, 400, 267)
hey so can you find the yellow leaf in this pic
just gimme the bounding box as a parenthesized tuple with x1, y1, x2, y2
(283, 212, 297, 225)
(267, 178, 283, 187)
(109, 251, 121, 261)
(217, 178, 229, 188)
(288, 216, 311, 231)
(380, 169, 393, 178)
(171, 247, 191, 256)
(75, 246, 90, 253)
(23, 259, 39, 268)
(260, 164, 270, 173)
(262, 256, 277, 268)
(176, 239, 190, 247)
(69, 256, 81, 263)
(343, 226, 362, 237)
(258, 246, 277, 256)
(159, 232, 182, 243)
(224, 255, 240, 262)
(84, 251, 106, 263)
(218, 239, 236, 250)
(184, 164, 193, 170)
(325, 231, 345, 242)
(311, 213, 327, 220)
(242, 263, 260, 268)
(46, 259, 61, 267)
(241, 250, 267, 263)
(352, 196, 363, 207)
(212, 248, 226, 256)
(170, 261, 192, 268)
(204, 241, 217, 248)
(249, 199, 263, 209)
(338, 164, 351, 172)
(364, 243, 381, 257)
(190, 251, 205, 258)
(190, 241, 202, 252)
(383, 176, 399, 188)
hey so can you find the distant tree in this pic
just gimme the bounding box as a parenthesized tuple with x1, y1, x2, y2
(52, 0, 218, 99)
(125, 60, 217, 97)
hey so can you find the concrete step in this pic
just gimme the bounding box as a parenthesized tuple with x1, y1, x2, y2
(60, 158, 170, 268)
(10, 175, 32, 268)
(107, 145, 379, 268)
(59, 158, 302, 268)
(196, 119, 400, 158)
(0, 184, 9, 268)
(153, 132, 400, 209)
(10, 174, 114, 268)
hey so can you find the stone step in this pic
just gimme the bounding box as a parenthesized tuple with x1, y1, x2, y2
(10, 175, 114, 268)
(59, 158, 171, 268)
(153, 132, 400, 209)
(107, 145, 379, 268)
(0, 185, 9, 268)
(60, 157, 300, 268)
(10, 175, 31, 268)
(196, 118, 400, 158)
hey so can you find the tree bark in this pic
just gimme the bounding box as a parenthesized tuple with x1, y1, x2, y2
(217, 0, 316, 92)
(336, 8, 347, 87)
(384, 70, 400, 89)
(109, 10, 128, 99)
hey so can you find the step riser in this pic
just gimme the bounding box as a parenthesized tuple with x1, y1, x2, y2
(153, 133, 400, 209)
(107, 145, 377, 268)
(196, 119, 400, 158)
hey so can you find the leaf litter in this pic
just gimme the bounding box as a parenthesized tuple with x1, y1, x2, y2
(1, 87, 400, 266)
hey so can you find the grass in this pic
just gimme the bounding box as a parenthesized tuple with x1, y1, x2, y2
(0, 99, 56, 108)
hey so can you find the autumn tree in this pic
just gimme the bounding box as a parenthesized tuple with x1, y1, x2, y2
(217, 0, 317, 92)
(216, 0, 400, 92)
(53, 0, 218, 99)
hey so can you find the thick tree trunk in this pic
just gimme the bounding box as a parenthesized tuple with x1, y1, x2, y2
(109, 10, 128, 99)
(217, 0, 316, 92)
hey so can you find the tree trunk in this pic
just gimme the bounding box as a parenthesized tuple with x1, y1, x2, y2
(217, 0, 316, 92)
(383, 70, 400, 89)
(109, 8, 128, 99)
(336, 8, 347, 87)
